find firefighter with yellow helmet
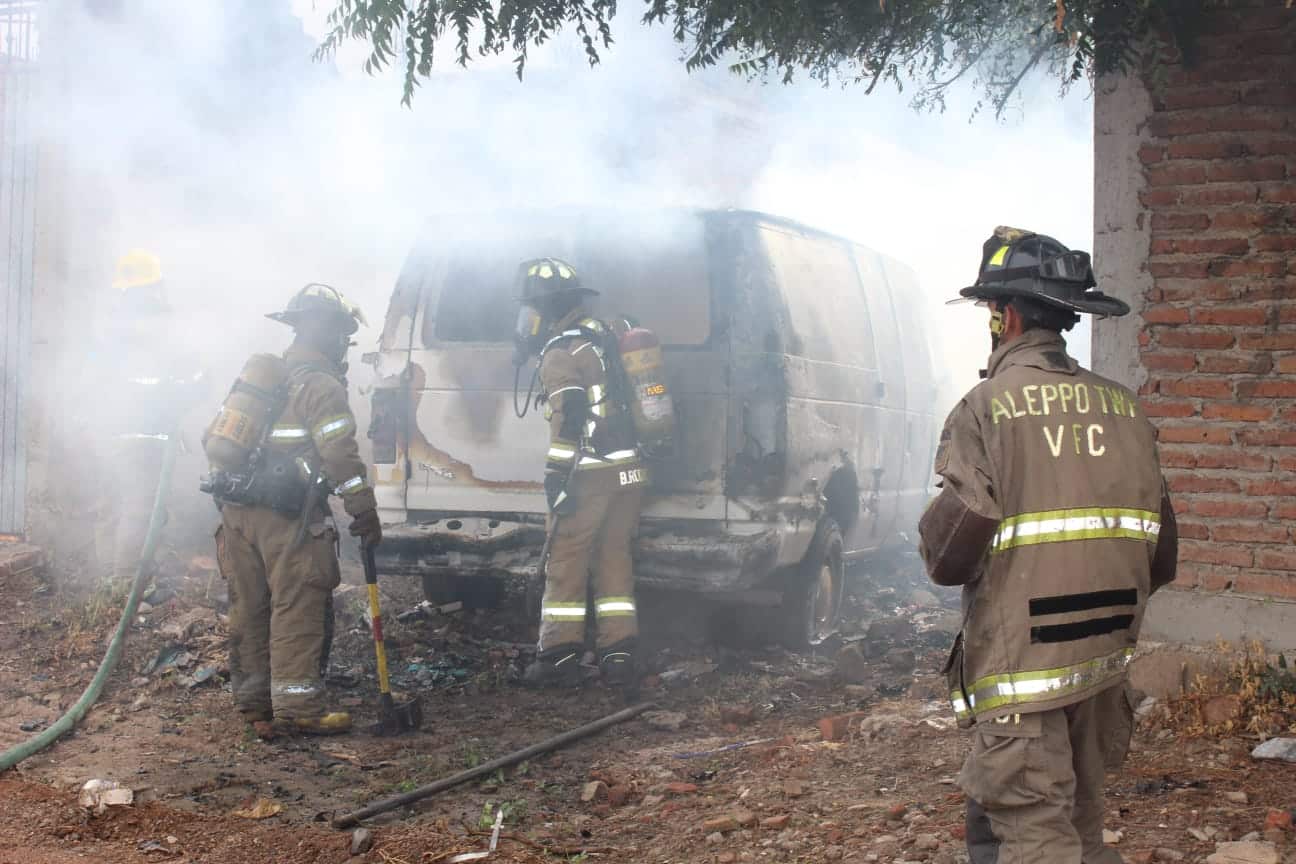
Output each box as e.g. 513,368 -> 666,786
91,250 -> 204,590
919,228 -> 1179,863
512,258 -> 650,691
203,283 -> 381,738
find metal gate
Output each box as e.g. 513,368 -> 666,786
0,2 -> 38,537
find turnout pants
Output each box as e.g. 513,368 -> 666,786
959,683 -> 1135,864
216,504 -> 340,720
538,484 -> 645,654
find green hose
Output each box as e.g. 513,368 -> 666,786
0,431 -> 181,772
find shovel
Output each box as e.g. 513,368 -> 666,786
363,545 -> 423,736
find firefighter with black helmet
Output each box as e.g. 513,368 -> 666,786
919,228 -> 1179,863
512,258 -> 648,691
206,283 -> 382,739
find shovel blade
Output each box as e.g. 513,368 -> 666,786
370,695 -> 423,736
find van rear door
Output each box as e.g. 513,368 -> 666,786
401,209 -> 726,521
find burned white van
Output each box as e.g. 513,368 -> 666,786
367,208 -> 939,646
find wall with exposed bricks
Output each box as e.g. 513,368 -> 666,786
1094,1 -> 1296,650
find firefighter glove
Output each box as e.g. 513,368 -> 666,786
349,508 -> 383,548
544,470 -> 576,515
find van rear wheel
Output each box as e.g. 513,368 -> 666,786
779,518 -> 845,650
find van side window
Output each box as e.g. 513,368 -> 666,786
428,261 -> 516,343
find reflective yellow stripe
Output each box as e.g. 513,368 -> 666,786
335,476 -> 366,495
541,603 -> 586,620
989,244 -> 1010,267
992,507 -> 1160,553
313,414 -> 355,444
952,646 -> 1134,719
547,446 -> 577,462
270,425 -> 310,441
596,596 -> 636,618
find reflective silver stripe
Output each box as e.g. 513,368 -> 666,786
951,695 -> 970,719
313,415 -> 354,443
549,385 -> 585,399
542,606 -> 586,619
992,508 -> 1160,553
578,450 -> 639,466
127,376 -> 161,386
571,341 -> 595,356
547,446 -> 576,461
270,426 -> 310,441
272,680 -> 322,697
955,646 -> 1134,718
588,384 -> 605,403
117,433 -> 169,441
603,449 -> 637,460
596,601 -> 635,613
335,476 -> 366,495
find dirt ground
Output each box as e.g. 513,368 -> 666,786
1,546 -> 1294,864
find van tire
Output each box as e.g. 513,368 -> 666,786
780,518 -> 845,650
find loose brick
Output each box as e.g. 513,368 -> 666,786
1193,307 -> 1269,326
1260,183 -> 1296,203
1143,351 -> 1197,372
1191,498 -> 1269,519
1236,378 -> 1296,397
1279,455 -> 1296,473
1281,306 -> 1296,324
818,711 -> 869,742
1212,523 -> 1290,544
1202,403 -> 1273,422
1178,541 -> 1253,568
1198,567 -> 1241,593
1207,257 -> 1288,278
1142,305 -> 1192,324
1275,501 -> 1296,520
1199,353 -> 1274,374
1157,329 -> 1236,350
1193,448 -> 1271,471
1207,160 -> 1287,183
1166,138 -> 1248,161
1158,448 -> 1198,468
1160,378 -> 1234,399
1160,86 -> 1240,111
1140,188 -> 1182,208
1181,185 -> 1259,207
1150,110 -> 1286,137
1239,332 -> 1296,351
1236,569 -> 1296,597
1152,212 -> 1210,232
1245,478 -> 1296,497
1167,237 -> 1252,255
1247,137 -> 1296,157
1166,473 -> 1241,494
1147,162 -> 1211,187
1176,521 -> 1211,541
1157,279 -> 1243,302
1158,424 -> 1234,444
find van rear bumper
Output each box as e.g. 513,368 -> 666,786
374,516 -> 789,593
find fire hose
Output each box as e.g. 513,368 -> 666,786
0,430 -> 180,773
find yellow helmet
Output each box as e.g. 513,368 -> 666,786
112,249 -> 163,290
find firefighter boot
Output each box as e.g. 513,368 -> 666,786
523,644 -> 583,689
275,712 -> 353,736
243,709 -> 277,741
598,639 -> 638,692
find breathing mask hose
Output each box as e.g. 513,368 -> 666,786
513,360 -> 541,420
0,429 -> 180,773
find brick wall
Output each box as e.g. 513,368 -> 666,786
1122,2 -> 1296,605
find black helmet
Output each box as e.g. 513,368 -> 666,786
266,283 -> 367,335
958,227 -> 1129,318
515,257 -> 597,306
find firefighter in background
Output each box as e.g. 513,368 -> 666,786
919,227 -> 1179,864
91,250 -> 205,590
206,284 -> 382,738
513,258 -> 648,689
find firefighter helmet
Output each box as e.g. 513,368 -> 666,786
112,249 -> 168,313
266,283 -> 367,335
958,226 -> 1129,318
515,257 -> 597,306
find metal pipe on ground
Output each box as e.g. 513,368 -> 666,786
331,701 -> 655,829
0,431 -> 180,773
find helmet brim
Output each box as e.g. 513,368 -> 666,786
266,310 -> 360,335
957,284 -> 1130,318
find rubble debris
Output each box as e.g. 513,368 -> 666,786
18,720 -> 43,733
1263,809 -> 1291,832
835,645 -> 871,684
703,815 -> 738,833
1224,791 -> 1250,804
658,660 -> 716,687
78,779 -> 134,814
1205,840 -> 1279,864
230,796 -> 283,819
643,710 -> 687,732
671,738 -> 776,760
907,589 -> 940,608
350,827 -> 374,855
664,783 -> 698,795
719,704 -> 755,726
1251,738 -> 1296,763
580,781 -> 607,803
1104,828 -> 1123,844
760,815 -> 790,829
1202,695 -> 1242,727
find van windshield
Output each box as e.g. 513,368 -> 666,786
424,211 -> 712,347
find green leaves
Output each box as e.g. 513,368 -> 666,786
316,0 -> 1217,116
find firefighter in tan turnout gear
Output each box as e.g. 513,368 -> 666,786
203,284 -> 382,738
512,258 -> 648,690
919,228 -> 1179,864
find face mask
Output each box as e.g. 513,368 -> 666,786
989,306 -> 1005,352
513,305 -> 547,365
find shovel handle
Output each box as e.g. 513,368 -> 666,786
363,546 -> 393,698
